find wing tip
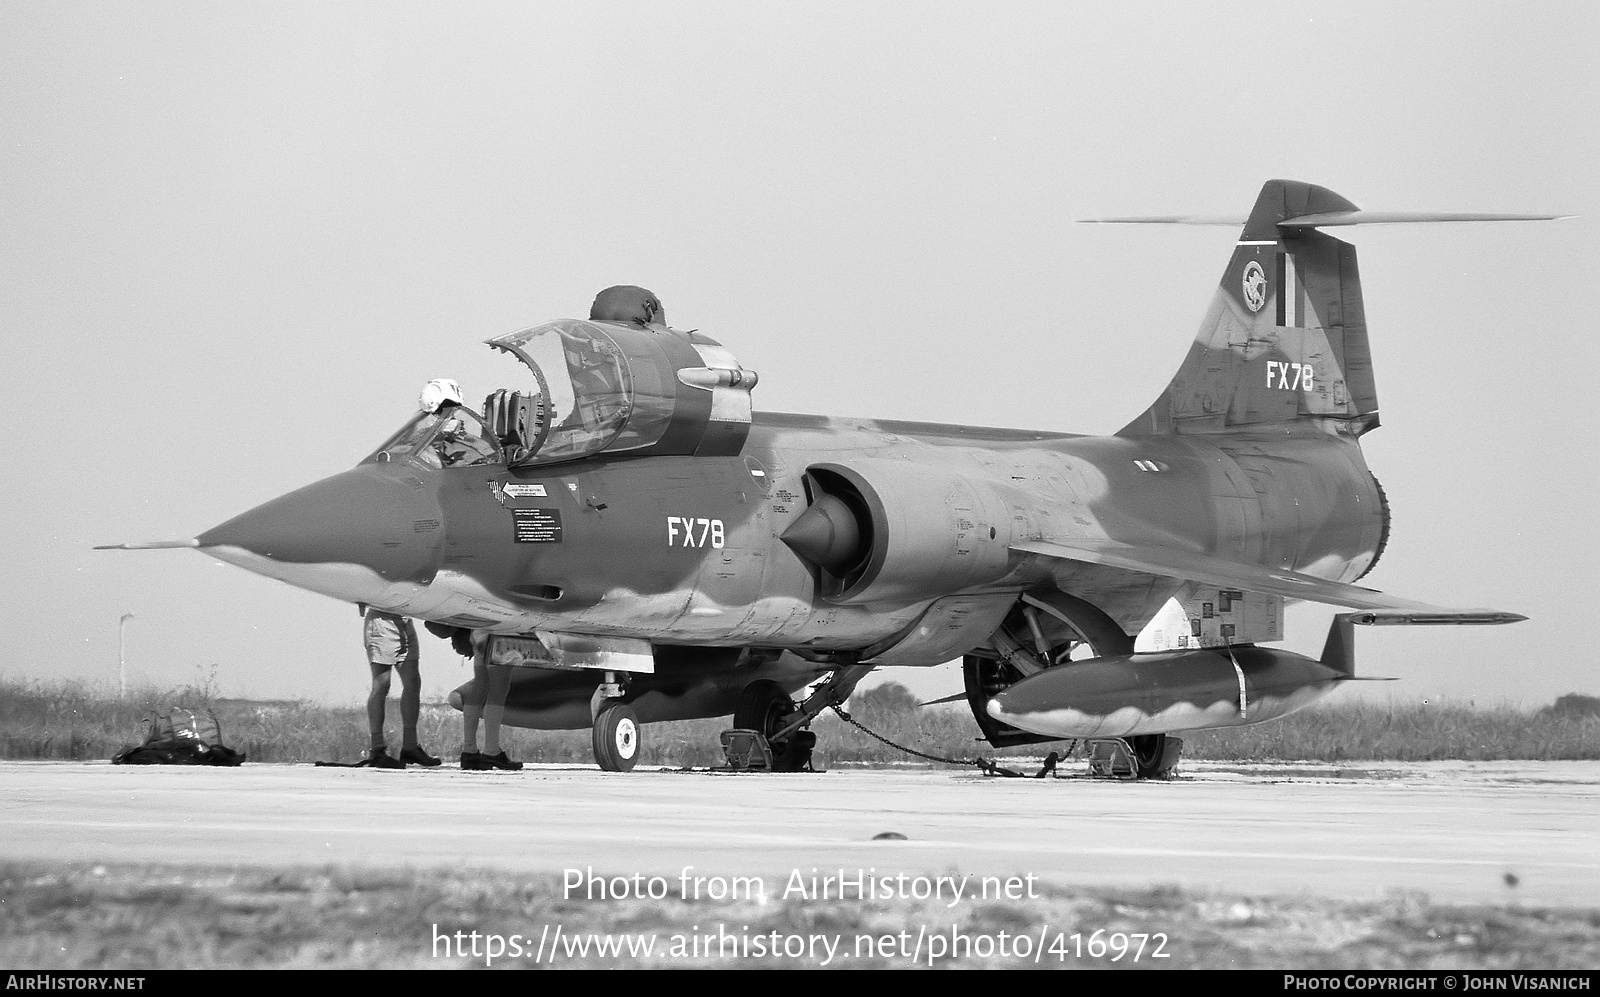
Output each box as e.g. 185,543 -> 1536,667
1348,609 -> 1527,626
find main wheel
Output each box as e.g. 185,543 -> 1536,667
1129,734 -> 1180,779
966,592 -> 1134,748
592,703 -> 640,772
996,591 -> 1134,668
733,679 -> 813,772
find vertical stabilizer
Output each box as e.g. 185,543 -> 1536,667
1119,180 -> 1378,437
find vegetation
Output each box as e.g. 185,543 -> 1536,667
1179,698 -> 1600,763
2,675 -> 1595,765
826,684 -> 1600,766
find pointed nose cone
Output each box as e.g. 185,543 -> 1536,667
198,466 -> 444,599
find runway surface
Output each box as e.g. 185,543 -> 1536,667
5,760 -> 1598,908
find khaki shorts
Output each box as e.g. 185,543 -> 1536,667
364,612 -> 417,666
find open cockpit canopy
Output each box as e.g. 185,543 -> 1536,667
365,317 -> 757,470
483,318 -> 756,466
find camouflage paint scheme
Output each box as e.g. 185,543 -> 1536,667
153,180 -> 1527,750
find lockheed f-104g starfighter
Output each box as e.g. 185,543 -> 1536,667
104,180 -> 1560,777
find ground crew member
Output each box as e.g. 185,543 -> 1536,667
360,604 -> 440,768
460,629 -> 522,771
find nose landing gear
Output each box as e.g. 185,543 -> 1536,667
589,672 -> 639,772
592,702 -> 640,772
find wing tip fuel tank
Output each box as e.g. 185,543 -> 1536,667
987,644 -> 1346,739
987,612 -> 1415,739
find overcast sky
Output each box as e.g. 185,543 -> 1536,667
3,2 -> 1595,708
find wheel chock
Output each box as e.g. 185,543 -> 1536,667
719,729 -> 774,771
1086,739 -> 1139,780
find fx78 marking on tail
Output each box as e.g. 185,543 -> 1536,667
667,517 -> 725,549
1266,360 -> 1314,391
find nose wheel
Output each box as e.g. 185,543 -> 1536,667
592,702 -> 640,772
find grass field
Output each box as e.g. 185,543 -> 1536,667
5,862 -> 1597,969
5,678 -> 1598,970
3,681 -> 1600,972
2,675 -> 1596,767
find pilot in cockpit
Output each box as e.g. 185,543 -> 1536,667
418,378 -> 498,467
418,377 -> 464,415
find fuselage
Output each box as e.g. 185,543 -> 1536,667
200,411 -> 1386,666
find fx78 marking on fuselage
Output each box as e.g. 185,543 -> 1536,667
1266,360 -> 1314,391
667,517 -> 725,549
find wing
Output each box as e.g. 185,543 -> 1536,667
1010,538 -> 1525,626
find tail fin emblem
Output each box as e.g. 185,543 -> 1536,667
1241,261 -> 1267,312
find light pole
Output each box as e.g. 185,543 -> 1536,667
118,612 -> 135,699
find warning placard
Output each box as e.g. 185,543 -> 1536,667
513,508 -> 562,543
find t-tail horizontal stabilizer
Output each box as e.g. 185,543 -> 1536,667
1104,181 -> 1571,440
1081,210 -> 1570,227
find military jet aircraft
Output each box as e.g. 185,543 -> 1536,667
104,179 -> 1557,777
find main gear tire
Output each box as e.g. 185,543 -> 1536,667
1129,734 -> 1181,779
592,703 -> 640,772
733,679 -> 813,772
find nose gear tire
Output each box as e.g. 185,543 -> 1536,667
592,703 -> 640,772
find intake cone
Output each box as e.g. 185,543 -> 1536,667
780,494 -> 865,573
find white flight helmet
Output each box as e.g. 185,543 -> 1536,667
418,378 -> 464,413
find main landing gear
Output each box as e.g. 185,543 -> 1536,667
1086,734 -> 1183,780
722,665 -> 874,772
730,679 -> 816,772
965,591 -> 1135,750
966,591 -> 1183,780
